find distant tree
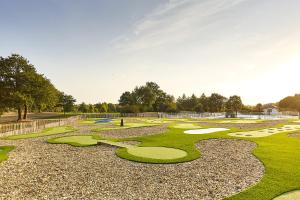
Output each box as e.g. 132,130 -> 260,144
208,93 -> 227,113
59,93 -> 76,114
279,94 -> 300,118
99,103 -> 108,113
108,103 -> 117,113
119,91 -> 134,106
78,102 -> 89,113
225,95 -> 243,117
255,103 -> 263,113
199,93 -> 209,112
195,103 -> 204,113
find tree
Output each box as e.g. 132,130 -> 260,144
108,103 -> 116,113
279,94 -> 300,118
208,93 -> 227,113
59,93 -> 76,114
225,95 -> 243,117
0,54 -> 38,120
78,102 -> 89,113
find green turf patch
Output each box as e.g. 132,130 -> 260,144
218,119 -> 263,124
172,123 -> 202,129
229,125 -> 300,138
98,140 -> 132,148
126,146 -> 187,160
0,146 -> 14,162
92,122 -> 158,131
2,126 -> 77,140
273,190 -> 300,200
48,135 -> 101,147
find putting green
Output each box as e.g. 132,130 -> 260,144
98,140 -> 132,148
172,123 -> 202,129
273,190 -> 300,200
126,147 -> 187,160
229,125 -> 300,138
48,135 -> 99,146
219,119 -> 262,124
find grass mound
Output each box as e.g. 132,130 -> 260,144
126,147 -> 187,160
172,123 -> 202,129
2,126 -> 77,140
48,135 -> 101,147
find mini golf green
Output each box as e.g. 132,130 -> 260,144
219,119 -> 263,124
172,123 -> 202,129
229,125 -> 300,138
273,190 -> 300,200
48,135 -> 100,146
126,147 -> 187,160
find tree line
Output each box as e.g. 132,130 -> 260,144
2,54 -> 299,119
118,82 -> 244,115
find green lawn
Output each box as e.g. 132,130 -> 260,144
0,146 -> 14,162
48,135 -> 102,147
2,126 -> 77,140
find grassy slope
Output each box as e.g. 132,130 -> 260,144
2,126 -> 77,140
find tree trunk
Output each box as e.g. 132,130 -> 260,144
298,111 -> 300,119
17,107 -> 22,121
23,104 -> 28,120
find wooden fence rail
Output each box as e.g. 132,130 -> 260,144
0,115 -> 83,136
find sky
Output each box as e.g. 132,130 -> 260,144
1,0 -> 300,105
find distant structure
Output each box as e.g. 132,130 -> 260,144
263,105 -> 279,115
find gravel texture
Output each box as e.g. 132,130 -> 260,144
95,124 -> 169,138
0,130 -> 264,200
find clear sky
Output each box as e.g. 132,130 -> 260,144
1,0 -> 300,105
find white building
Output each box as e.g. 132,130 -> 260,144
263,106 -> 279,115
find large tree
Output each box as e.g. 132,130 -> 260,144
208,93 -> 227,113
225,95 -> 243,117
279,94 -> 300,118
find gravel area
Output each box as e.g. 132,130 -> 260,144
0,136 -> 264,200
96,124 -> 168,138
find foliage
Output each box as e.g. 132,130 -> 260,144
0,54 -> 66,120
118,82 -> 176,113
279,94 -> 300,117
225,95 -> 243,116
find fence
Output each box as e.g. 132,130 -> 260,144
0,115 -> 82,137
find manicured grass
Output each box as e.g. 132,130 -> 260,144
0,146 -> 14,162
2,126 -> 77,140
229,125 -> 300,138
219,119 -> 264,124
171,123 -> 202,129
273,190 -> 300,200
127,146 -> 187,160
48,135 -> 102,147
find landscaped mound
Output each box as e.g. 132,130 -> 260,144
172,123 -> 202,129
184,128 -> 229,134
0,146 -> 14,163
218,119 -> 263,124
48,135 -> 100,146
229,125 -> 300,138
273,190 -> 300,200
126,147 -> 187,160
